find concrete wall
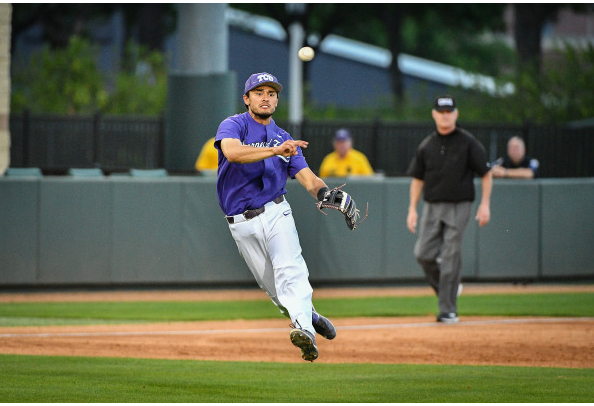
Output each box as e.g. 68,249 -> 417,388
1,176 -> 593,287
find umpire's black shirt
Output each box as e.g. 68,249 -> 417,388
407,127 -> 490,203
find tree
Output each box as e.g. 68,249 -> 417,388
378,4 -> 406,99
104,43 -> 168,115
11,3 -> 176,54
119,4 -> 177,53
514,4 -> 591,75
232,3 -> 366,99
514,4 -> 562,75
232,4 -> 507,101
11,36 -> 107,114
11,36 -> 170,116
11,4 -> 113,51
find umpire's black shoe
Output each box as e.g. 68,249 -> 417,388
312,311 -> 337,340
437,312 -> 459,323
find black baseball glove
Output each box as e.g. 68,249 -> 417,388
316,184 -> 368,230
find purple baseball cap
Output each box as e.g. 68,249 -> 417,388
334,128 -> 351,141
244,72 -> 283,95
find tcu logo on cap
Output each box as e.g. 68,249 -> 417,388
245,72 -> 282,94
257,73 -> 275,83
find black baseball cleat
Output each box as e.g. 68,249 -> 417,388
437,312 -> 459,323
312,311 -> 337,340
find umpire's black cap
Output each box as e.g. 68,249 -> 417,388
434,95 -> 456,112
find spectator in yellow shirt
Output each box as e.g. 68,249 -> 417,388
195,137 -> 218,176
318,129 -> 374,178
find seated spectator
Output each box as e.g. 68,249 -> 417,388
491,136 -> 540,179
195,137 -> 218,176
319,128 -> 374,178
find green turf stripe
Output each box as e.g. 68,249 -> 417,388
0,354 -> 592,402
0,292 -> 592,326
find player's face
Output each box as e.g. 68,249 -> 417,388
432,109 -> 458,134
244,86 -> 279,120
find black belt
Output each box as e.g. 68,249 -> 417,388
226,195 -> 285,224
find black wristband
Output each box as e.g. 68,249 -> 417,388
317,187 -> 329,201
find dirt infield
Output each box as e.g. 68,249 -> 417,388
1,284 -> 593,368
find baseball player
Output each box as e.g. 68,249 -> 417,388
214,72 -> 361,362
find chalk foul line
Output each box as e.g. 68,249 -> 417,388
1,317 -> 593,339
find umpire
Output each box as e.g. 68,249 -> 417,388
406,95 -> 492,323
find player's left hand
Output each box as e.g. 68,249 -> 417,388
317,185 -> 368,230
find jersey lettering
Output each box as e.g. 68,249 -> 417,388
241,139 -> 290,162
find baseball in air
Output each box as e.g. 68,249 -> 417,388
298,46 -> 315,62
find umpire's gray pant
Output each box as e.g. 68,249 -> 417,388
413,201 -> 472,314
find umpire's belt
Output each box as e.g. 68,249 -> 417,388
226,195 -> 285,224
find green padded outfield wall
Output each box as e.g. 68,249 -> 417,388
541,178 -> 594,277
38,178 -> 112,284
0,178 -> 39,283
1,177 -> 593,287
478,181 -> 540,279
110,178 -> 183,283
180,178 -> 254,284
290,179 -> 387,282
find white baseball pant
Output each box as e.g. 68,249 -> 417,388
227,198 -> 315,336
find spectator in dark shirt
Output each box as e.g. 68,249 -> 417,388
406,95 -> 493,324
491,136 -> 540,179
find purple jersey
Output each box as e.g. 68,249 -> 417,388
215,112 -> 308,216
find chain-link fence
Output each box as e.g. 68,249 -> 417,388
9,112 -> 165,174
281,120 -> 593,177
8,113 -> 594,177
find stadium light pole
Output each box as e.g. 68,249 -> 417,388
0,4 -> 10,175
287,4 -> 306,127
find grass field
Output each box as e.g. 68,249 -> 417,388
1,292 -> 593,326
1,290 -> 593,402
1,354 -> 592,403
